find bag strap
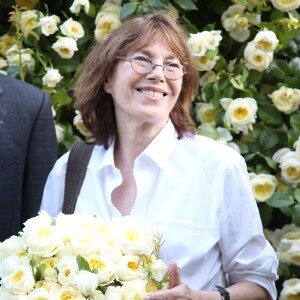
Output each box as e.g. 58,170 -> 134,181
62,141 -> 95,214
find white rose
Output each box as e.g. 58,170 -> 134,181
57,256 -> 79,285
280,278 -> 300,300
6,46 -> 35,70
105,286 -> 122,300
111,216 -> 155,255
39,15 -> 60,36
74,270 -> 98,296
0,33 -> 18,56
253,28 -> 279,52
0,285 -> 20,300
278,151 -> 300,183
116,254 -> 146,281
244,42 -> 273,72
52,37 -> 78,59
19,10 -> 40,37
271,0 -> 300,12
195,102 -> 218,125
60,18 -> 85,40
249,173 -> 278,202
73,110 -> 93,138
91,290 -> 105,300
22,213 -> 64,257
0,235 -> 26,263
268,86 -> 300,114
42,68 -> 63,88
87,255 -> 116,284
70,0 -> 90,14
94,12 -> 121,42
148,258 -> 167,282
194,54 -> 219,71
272,147 -> 291,163
270,224 -> 300,266
188,31 -> 222,57
221,97 -> 258,134
221,4 -> 260,42
1,265 -> 35,294
27,287 -> 51,300
40,257 -> 59,281
121,280 -> 146,300
35,280 -> 61,294
54,285 -> 86,300
100,2 -> 121,15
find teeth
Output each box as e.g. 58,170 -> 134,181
139,90 -> 164,97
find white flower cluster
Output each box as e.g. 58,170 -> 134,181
0,212 -> 169,300
187,30 -> 222,71
273,137 -> 300,184
244,28 -> 279,72
94,0 -> 122,42
221,4 -> 261,42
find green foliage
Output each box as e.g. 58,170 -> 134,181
1,0 -> 300,296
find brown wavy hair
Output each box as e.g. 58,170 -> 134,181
73,13 -> 199,149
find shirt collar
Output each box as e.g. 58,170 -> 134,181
90,120 -> 178,171
141,120 -> 178,169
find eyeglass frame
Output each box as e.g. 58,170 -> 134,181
119,56 -> 186,81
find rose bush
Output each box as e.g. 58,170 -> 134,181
1,0 -> 300,297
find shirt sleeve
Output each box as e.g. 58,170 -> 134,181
219,156 -> 279,300
40,151 -> 70,218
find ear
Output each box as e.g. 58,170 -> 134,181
104,77 -> 112,94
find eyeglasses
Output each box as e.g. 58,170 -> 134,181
120,56 -> 185,80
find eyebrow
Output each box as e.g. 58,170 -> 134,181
136,49 -> 178,61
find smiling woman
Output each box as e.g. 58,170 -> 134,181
40,13 -> 278,300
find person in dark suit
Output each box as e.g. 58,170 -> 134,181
0,73 -> 57,242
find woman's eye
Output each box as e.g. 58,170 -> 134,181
134,56 -> 150,62
168,63 -> 180,69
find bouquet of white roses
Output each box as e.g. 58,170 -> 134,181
0,211 -> 169,299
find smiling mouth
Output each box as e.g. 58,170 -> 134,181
136,89 -> 167,97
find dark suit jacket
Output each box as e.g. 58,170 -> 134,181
0,74 -> 58,241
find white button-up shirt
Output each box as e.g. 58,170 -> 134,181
41,120 -> 278,298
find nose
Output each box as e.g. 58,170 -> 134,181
146,63 -> 165,81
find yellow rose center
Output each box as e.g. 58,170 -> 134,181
126,229 -> 140,241
254,183 -> 273,198
198,56 -> 208,64
257,41 -> 272,51
45,259 -> 55,268
38,227 -> 51,238
254,54 -> 263,63
233,107 -> 249,120
90,259 -> 106,270
128,261 -> 138,271
61,291 -> 78,300
286,166 -> 300,180
12,271 -> 24,283
64,269 -> 71,277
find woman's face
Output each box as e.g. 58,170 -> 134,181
104,37 -> 183,129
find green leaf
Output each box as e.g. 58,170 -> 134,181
35,264 -> 46,281
247,70 -> 263,85
261,155 -> 277,170
121,2 -> 138,19
289,57 -> 300,77
258,106 -> 282,126
292,204 -> 300,227
295,189 -> 300,203
266,191 -> 294,208
290,114 -> 300,133
52,89 -> 73,107
268,61 -> 286,79
76,255 -> 92,272
173,0 -> 198,11
197,123 -> 219,140
259,130 -> 279,150
258,203 -> 273,227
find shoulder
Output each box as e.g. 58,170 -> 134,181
0,74 -> 50,102
176,134 -> 245,170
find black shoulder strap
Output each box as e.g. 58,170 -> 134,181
62,141 -> 95,214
